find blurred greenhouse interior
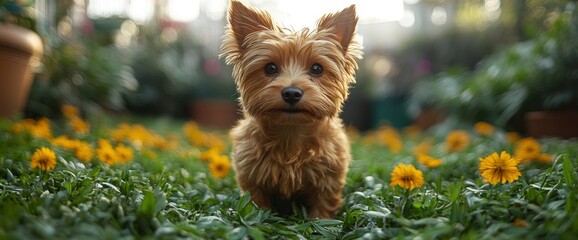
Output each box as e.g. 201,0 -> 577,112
1,0 -> 577,136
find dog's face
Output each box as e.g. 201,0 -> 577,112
221,1 -> 362,125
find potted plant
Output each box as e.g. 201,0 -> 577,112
125,25 -> 239,128
408,3 -> 578,137
188,58 -> 240,129
0,0 -> 43,118
524,5 -> 578,138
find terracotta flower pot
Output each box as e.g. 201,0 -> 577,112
0,24 -> 43,118
414,108 -> 446,131
525,110 -> 578,139
190,99 -> 240,129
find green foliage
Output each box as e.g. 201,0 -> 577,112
1,117 -> 578,239
125,26 -> 235,117
0,0 -> 36,31
26,42 -> 129,118
409,3 -> 578,130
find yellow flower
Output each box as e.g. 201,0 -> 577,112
479,151 -> 521,184
12,118 -> 53,139
184,121 -> 204,146
70,117 -> 90,135
200,147 -> 221,162
536,154 -> 553,163
474,121 -> 495,136
413,139 -> 433,156
110,123 -> 171,150
184,121 -> 227,151
378,126 -> 403,153
98,139 -> 113,149
514,137 -> 552,164
205,134 -> 226,152
416,153 -> 442,168
506,132 -> 520,144
97,140 -> 117,166
51,135 -> 76,149
32,118 -> 53,139
209,155 -> 232,178
110,123 -> 132,143
74,142 -> 94,163
115,144 -> 134,164
52,136 -> 94,162
445,130 -> 470,153
390,163 -> 424,190
514,137 -> 542,163
61,104 -> 79,118
31,147 -> 57,171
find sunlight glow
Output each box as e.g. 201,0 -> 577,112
399,10 -> 415,28
87,0 -> 153,23
431,6 -> 447,25
248,0 -> 405,29
168,0 -> 200,22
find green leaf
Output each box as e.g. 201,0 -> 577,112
139,190 -> 156,217
313,219 -> 342,226
562,155 -> 576,187
247,226 -> 265,240
237,192 -> 254,217
138,190 -> 166,217
365,210 -> 388,219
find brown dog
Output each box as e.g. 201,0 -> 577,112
220,0 -> 362,219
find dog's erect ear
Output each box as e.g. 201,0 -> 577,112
316,5 -> 358,52
227,0 -> 274,48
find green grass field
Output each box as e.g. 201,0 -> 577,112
1,112 -> 577,239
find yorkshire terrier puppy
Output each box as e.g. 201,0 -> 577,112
220,0 -> 362,219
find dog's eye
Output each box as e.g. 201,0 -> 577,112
309,63 -> 323,76
264,63 -> 278,75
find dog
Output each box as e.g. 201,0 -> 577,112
220,0 -> 362,219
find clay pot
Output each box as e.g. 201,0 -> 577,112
414,108 -> 446,131
0,24 -> 43,118
525,110 -> 578,139
190,99 -> 240,129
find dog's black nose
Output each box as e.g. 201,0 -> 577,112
281,87 -> 303,104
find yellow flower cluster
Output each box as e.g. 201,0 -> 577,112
183,121 -> 226,151
61,104 -> 90,135
96,139 -> 134,166
110,123 -> 177,150
195,147 -> 232,178
186,121 -> 232,178
52,135 -> 94,163
416,153 -> 442,168
412,139 -> 443,169
11,118 -> 53,139
14,105 -> 231,179
385,121 -> 553,189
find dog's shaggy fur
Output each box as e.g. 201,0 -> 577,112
220,0 -> 362,218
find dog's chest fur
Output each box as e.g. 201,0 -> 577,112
231,117 -> 348,198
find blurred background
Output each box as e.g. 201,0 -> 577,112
1,0 -> 577,135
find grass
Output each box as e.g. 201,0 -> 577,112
1,113 -> 577,239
